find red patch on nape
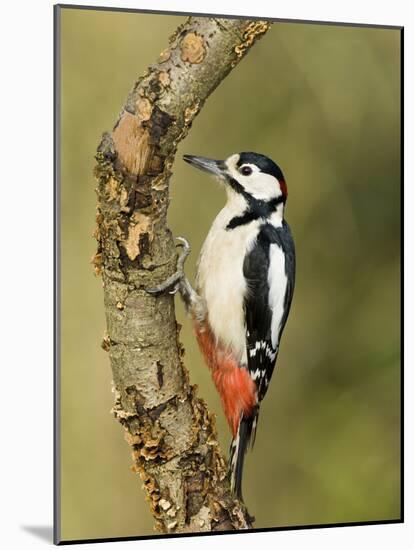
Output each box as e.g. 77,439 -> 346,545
279,179 -> 288,201
193,320 -> 256,437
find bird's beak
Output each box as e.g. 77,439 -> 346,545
183,155 -> 226,178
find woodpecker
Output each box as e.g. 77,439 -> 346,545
148,152 -> 295,501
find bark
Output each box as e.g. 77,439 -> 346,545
93,16 -> 271,534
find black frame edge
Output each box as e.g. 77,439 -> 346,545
55,3 -> 403,30
54,3 -> 62,546
57,519 -> 403,546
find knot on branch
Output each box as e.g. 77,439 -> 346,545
180,32 -> 206,64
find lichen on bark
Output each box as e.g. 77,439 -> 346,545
93,16 -> 271,534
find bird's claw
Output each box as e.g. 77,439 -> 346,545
146,237 -> 191,296
146,272 -> 181,295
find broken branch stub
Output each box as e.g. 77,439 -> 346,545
93,16 -> 271,533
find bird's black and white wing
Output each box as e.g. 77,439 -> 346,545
243,221 -> 295,403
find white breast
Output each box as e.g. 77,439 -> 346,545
196,202 -> 261,365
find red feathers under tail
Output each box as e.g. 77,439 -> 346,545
194,321 -> 256,437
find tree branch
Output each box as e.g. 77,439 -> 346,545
93,16 -> 271,534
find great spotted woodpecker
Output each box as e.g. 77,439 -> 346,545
148,152 -> 295,501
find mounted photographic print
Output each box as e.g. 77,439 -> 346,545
54,4 -> 403,544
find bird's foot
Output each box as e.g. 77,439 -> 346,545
146,237 -> 191,295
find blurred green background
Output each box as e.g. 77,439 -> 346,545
59,7 -> 401,542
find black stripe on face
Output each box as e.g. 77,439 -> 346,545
226,176 -> 251,200
226,194 -> 284,230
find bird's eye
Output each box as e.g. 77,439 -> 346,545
240,165 -> 252,176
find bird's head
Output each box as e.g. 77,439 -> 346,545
183,152 -> 287,204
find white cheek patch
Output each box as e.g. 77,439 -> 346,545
225,155 -> 281,201
242,173 -> 282,200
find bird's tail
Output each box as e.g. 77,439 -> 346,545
229,410 -> 259,501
